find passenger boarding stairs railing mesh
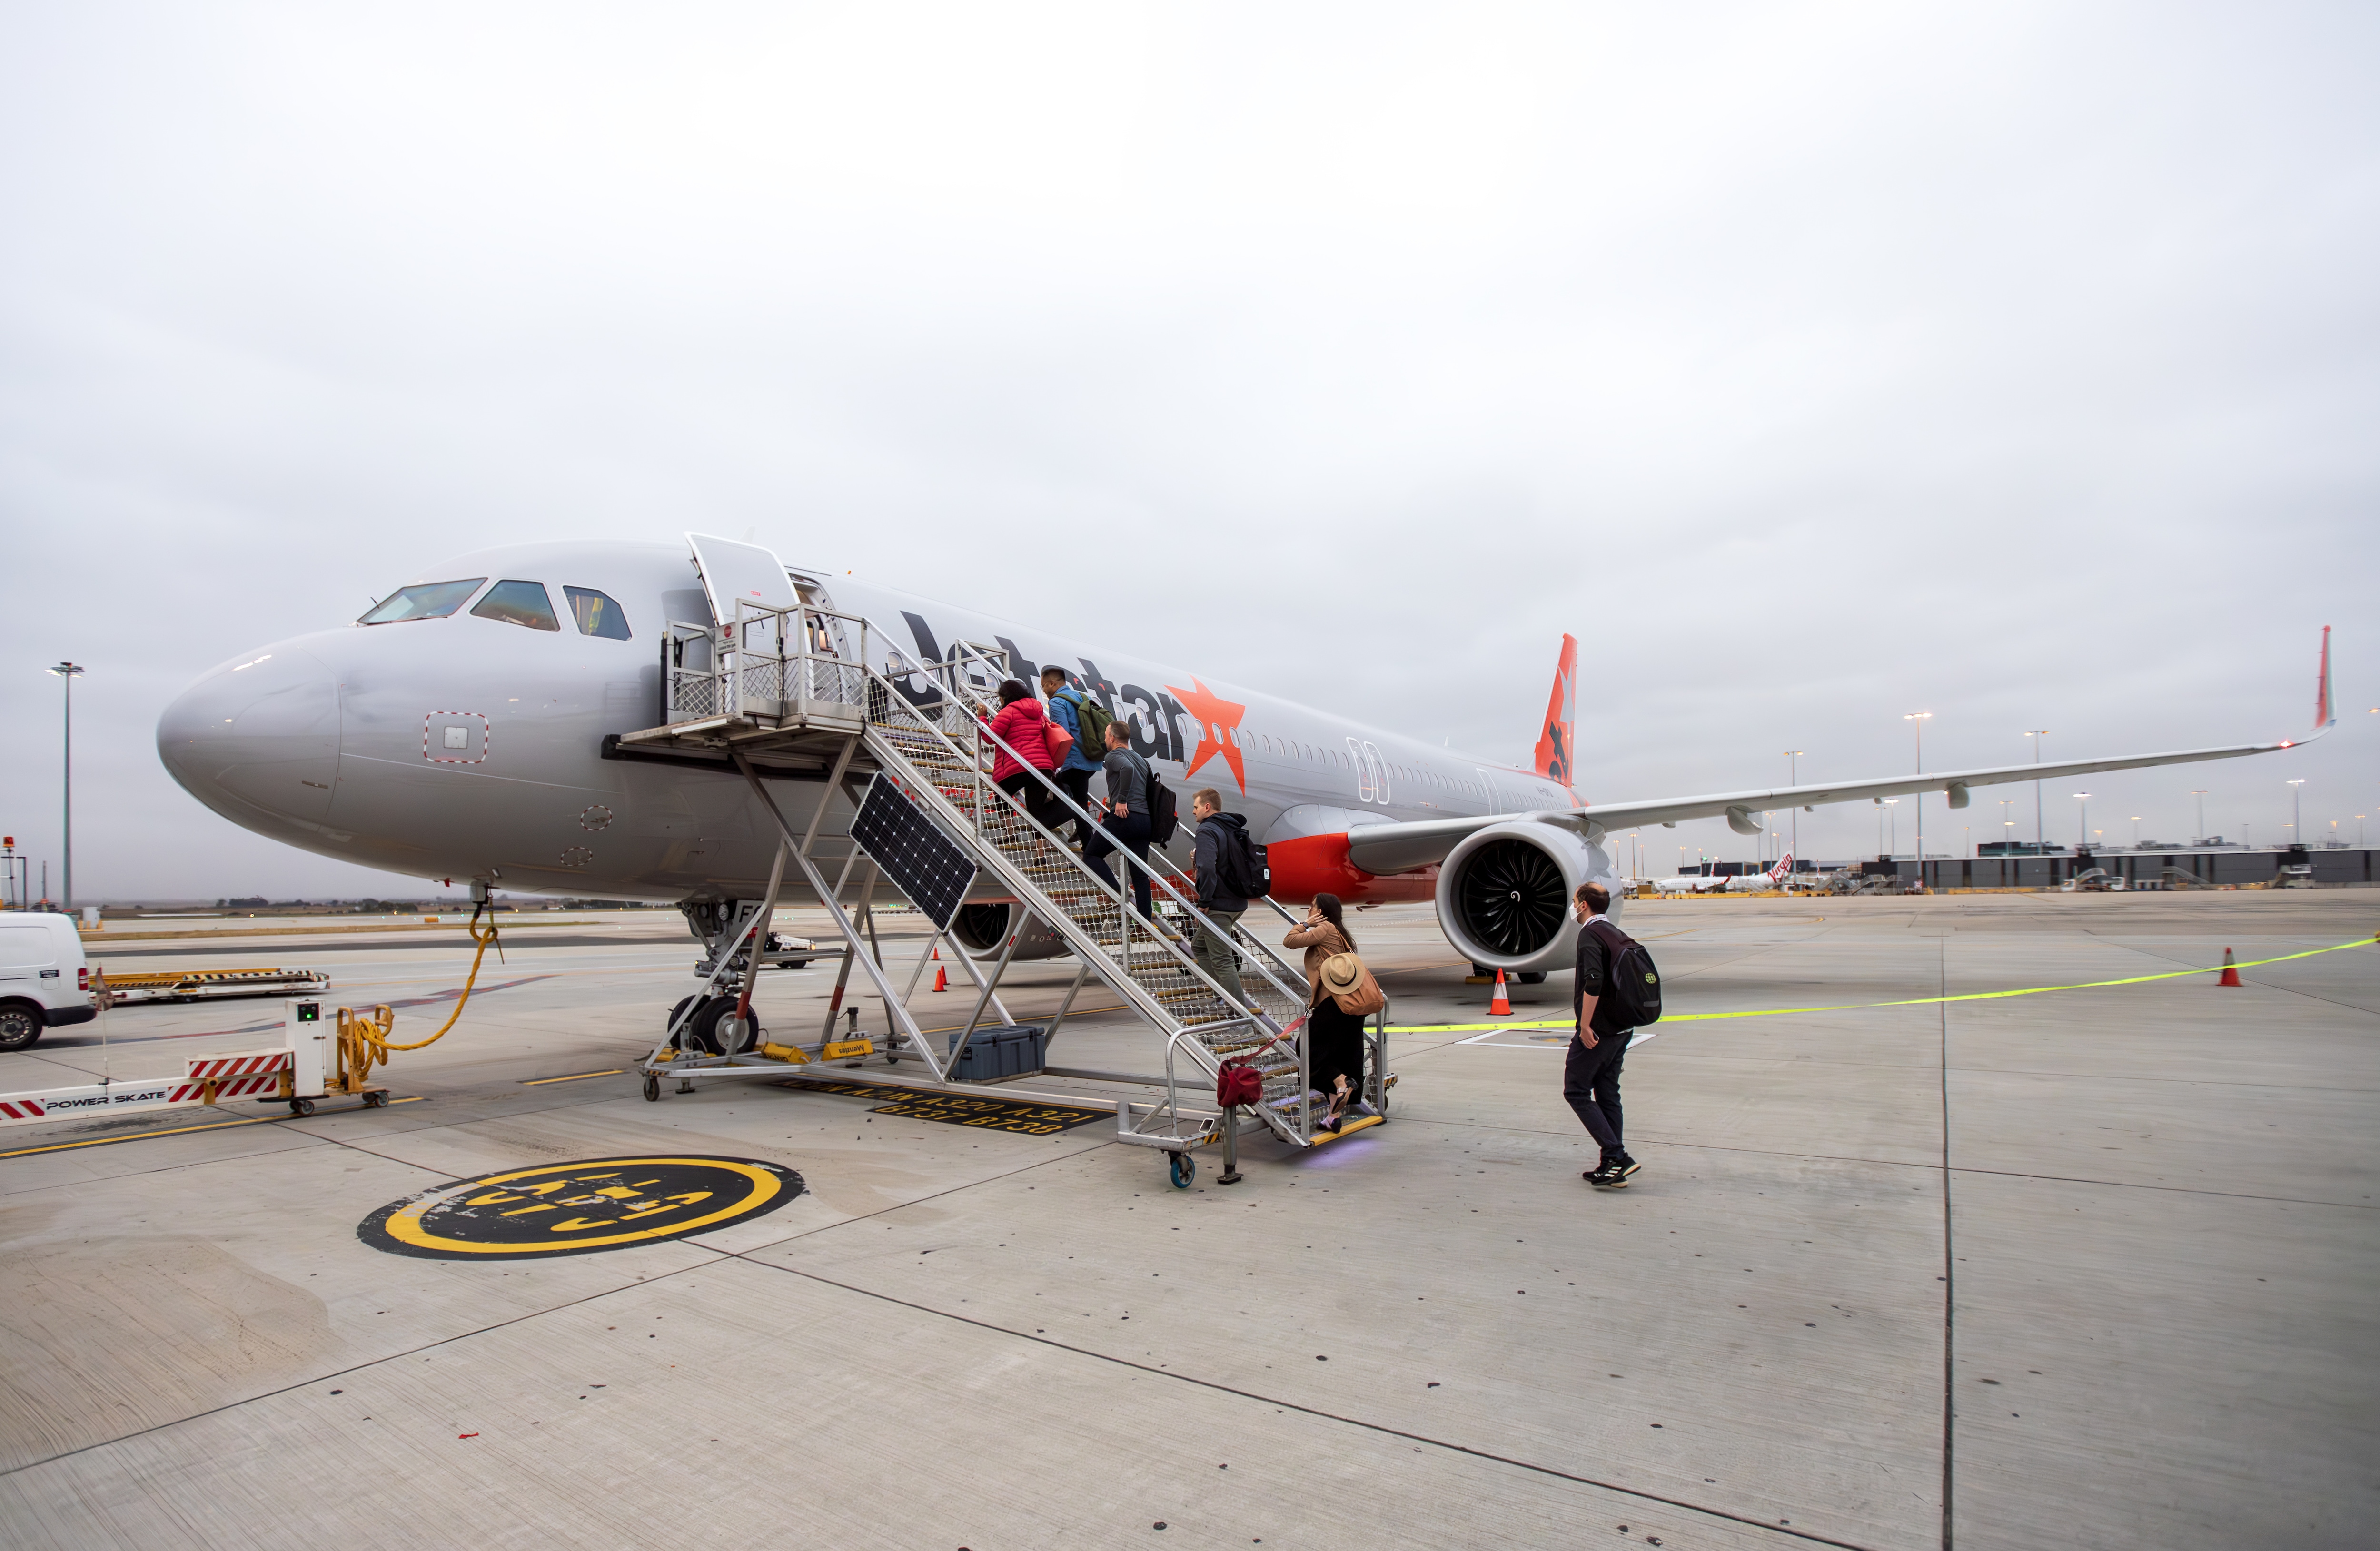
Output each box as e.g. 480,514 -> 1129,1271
653,599 -> 1331,1147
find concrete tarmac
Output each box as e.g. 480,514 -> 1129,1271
1,893 -> 2373,1549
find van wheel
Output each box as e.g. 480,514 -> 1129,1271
0,1004 -> 41,1052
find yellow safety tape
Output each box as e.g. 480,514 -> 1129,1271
1388,934 -> 2379,1035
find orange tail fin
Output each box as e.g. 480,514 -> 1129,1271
1533,633 -> 1578,784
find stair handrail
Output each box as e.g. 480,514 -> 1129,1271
856,667 -> 1313,1143
875,659 -> 1311,1028
914,642 -> 1313,994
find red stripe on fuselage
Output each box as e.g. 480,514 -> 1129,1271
1264,832 -> 1437,905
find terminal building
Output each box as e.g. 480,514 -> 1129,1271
1907,844 -> 2377,891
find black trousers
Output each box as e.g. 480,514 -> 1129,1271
1308,996 -> 1367,1098
1052,767 -> 1094,837
995,771 -> 1062,830
1563,1029 -> 1630,1158
1083,810 -> 1153,917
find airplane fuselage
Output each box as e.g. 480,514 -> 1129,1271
159,540 -> 1586,909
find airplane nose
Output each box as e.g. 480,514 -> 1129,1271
158,645 -> 342,831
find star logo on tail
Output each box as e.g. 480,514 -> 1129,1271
1165,677 -> 1248,792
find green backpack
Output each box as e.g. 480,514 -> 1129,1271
1057,688 -> 1112,754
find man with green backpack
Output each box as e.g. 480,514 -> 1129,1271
1040,666 -> 1110,842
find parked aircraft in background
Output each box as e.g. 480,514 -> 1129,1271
1727,854 -> 1795,893
157,540 -> 2333,978
1652,866 -> 1735,896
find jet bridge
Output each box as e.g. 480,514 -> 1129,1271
611,536 -> 1391,1186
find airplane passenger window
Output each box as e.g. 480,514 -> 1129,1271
357,578 -> 486,625
471,580 -> 561,632
563,586 -> 632,640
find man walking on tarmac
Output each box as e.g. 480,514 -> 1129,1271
1568,880 -> 1642,1188
1189,788 -> 1251,1004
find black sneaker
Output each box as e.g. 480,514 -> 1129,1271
1611,1155 -> 1642,1180
1586,1161 -> 1629,1188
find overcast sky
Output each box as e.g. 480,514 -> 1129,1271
2,2 -> 2374,901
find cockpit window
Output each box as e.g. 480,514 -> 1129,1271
470,580 -> 561,632
563,586 -> 632,640
357,578 -> 486,625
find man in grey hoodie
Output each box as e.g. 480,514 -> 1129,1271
1190,788 -> 1252,1004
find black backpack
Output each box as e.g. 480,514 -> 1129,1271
1143,760 -> 1180,845
1214,819 -> 1268,899
1587,919 -> 1662,1028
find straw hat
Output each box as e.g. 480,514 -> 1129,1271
1318,953 -> 1365,997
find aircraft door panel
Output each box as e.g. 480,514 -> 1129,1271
1345,737 -> 1374,802
687,534 -> 801,645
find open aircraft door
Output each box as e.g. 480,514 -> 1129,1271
688,533 -> 802,649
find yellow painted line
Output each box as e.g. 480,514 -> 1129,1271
520,1069 -> 626,1086
0,1097 -> 427,1158
1393,935 -> 2380,1035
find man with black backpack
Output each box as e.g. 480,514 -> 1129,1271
1569,880 -> 1655,1188
1189,788 -> 1259,1003
1083,720 -> 1156,920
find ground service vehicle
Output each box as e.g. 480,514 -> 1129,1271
0,913 -> 97,1051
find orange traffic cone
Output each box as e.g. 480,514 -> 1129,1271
1488,968 -> 1512,1016
2217,947 -> 2241,988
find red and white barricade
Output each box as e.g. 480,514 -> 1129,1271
0,1048 -> 294,1126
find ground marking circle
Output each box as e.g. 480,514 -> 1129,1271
358,1155 -> 803,1259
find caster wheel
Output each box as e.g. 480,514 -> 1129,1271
642,1075 -> 661,1102
289,1097 -> 315,1117
363,1091 -> 388,1108
1168,1151 -> 1196,1189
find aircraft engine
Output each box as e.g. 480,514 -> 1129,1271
948,902 -> 1072,961
1434,820 -> 1623,976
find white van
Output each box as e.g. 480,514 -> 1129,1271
0,914 -> 97,1051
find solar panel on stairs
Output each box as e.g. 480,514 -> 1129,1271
849,772 -> 978,930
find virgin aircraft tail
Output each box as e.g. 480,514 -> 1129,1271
1534,633 -> 1578,785
2313,624 -> 2333,731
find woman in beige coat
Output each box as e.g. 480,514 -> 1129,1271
1283,892 -> 1365,1127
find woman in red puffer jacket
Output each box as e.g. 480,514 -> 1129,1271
984,679 -> 1062,828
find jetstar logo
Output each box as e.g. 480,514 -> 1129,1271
897,612 -> 1253,793
1166,678 -> 1248,792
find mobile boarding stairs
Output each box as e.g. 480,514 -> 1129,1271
617,600 -> 1391,1185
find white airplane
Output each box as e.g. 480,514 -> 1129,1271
156,538 -> 2335,993
1728,853 -> 1795,893
1647,854 -> 1790,895
1651,865 -> 1734,895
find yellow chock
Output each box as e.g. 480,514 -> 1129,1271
758,1042 -> 810,1064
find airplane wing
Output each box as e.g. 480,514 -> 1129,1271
1347,631 -> 2336,876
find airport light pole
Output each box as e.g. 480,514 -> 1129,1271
47,663 -> 83,912
1905,714 -> 1930,884
1885,798 -> 1899,857
2074,793 -> 2090,850
2288,780 -> 2304,849
2027,730 -> 2049,846
1783,750 -> 1804,859
2131,815 -> 2141,848
2189,790 -> 2207,846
